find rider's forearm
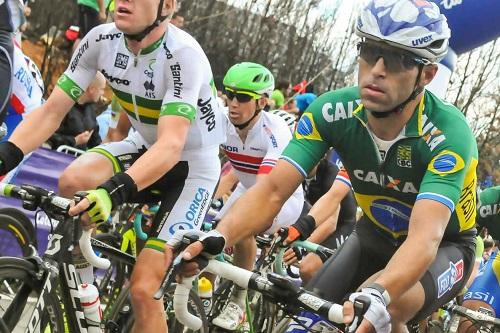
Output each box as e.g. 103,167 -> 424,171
9,105 -> 66,154
125,139 -> 183,191
217,181 -> 285,247
307,211 -> 338,244
309,192 -> 342,227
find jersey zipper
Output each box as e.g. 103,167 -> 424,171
131,49 -> 141,121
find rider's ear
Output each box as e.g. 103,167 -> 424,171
163,0 -> 176,18
420,64 -> 438,87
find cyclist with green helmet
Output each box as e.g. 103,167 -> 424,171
212,62 -> 304,330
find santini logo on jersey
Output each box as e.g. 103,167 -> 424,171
322,99 -> 361,122
170,63 -> 183,98
70,40 -> 89,72
353,170 -> 418,193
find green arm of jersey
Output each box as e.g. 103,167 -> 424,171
160,102 -> 196,122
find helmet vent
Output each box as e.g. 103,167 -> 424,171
253,74 -> 263,83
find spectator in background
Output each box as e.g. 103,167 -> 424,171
270,80 -> 291,109
73,0 -> 108,52
46,72 -> 105,150
295,83 -> 317,117
171,13 -> 184,28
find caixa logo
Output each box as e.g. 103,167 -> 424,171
437,259 -> 464,298
185,187 -> 209,226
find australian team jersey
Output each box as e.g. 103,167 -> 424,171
56,23 -> 225,157
282,86 -> 478,242
477,186 -> 500,239
222,111 -> 302,199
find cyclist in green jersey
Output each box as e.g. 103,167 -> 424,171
167,1 -> 479,332
0,0 -> 226,332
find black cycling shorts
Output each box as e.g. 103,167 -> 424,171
307,216 -> 476,322
0,30 -> 13,124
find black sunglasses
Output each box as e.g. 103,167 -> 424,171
224,87 -> 261,103
357,42 -> 430,72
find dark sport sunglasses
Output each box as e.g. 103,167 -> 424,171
357,42 -> 431,72
224,87 -> 261,103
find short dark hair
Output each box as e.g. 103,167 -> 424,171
305,84 -> 314,94
276,81 -> 290,91
172,13 -> 183,20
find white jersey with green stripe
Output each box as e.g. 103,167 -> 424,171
57,23 -> 225,156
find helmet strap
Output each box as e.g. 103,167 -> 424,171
234,108 -> 262,130
369,64 -> 424,119
124,0 -> 169,42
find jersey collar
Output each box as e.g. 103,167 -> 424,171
124,33 -> 165,55
353,91 -> 426,138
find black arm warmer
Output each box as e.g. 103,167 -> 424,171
0,141 -> 24,175
97,172 -> 138,208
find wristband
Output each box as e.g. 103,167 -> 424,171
0,141 -> 24,175
97,172 -> 138,208
292,214 -> 316,240
367,283 -> 391,305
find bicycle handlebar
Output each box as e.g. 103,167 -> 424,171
79,229 -> 111,269
174,255 -> 346,330
444,303 -> 500,327
0,183 -> 111,269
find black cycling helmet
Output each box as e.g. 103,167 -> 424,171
124,0 -> 170,42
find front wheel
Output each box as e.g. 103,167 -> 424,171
0,256 -> 65,332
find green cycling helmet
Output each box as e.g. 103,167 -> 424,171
223,62 -> 275,96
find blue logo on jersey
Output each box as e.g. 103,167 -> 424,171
437,260 -> 464,298
297,116 -> 313,136
169,222 -> 193,235
370,199 -> 411,233
432,154 -> 456,172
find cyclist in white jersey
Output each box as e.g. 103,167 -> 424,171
212,62 -> 304,330
0,0 -> 225,332
0,0 -> 24,124
4,40 -> 44,140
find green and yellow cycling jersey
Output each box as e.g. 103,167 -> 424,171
477,186 -> 500,239
282,86 -> 478,242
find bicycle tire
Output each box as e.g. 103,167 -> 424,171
0,207 -> 37,248
107,284 -> 209,333
0,213 -> 34,257
0,256 -> 65,332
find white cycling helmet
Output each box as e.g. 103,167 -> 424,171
356,0 -> 451,63
268,109 -> 296,134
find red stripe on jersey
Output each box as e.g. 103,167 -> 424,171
258,165 -> 274,175
233,164 -> 258,174
224,150 -> 264,165
10,94 -> 25,115
337,168 -> 350,180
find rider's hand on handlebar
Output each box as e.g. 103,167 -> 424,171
165,229 -> 227,278
343,285 -> 391,333
69,189 -> 112,230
